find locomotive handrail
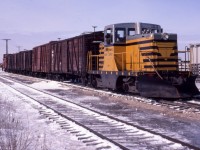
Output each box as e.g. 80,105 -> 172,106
88,54 -> 99,71
89,50 -> 179,74
86,52 -> 90,71
146,56 -> 163,80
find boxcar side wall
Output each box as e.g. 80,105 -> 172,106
51,41 -> 63,73
3,54 -> 8,71
68,36 -> 81,75
61,40 -> 68,73
66,32 -> 104,77
25,50 -> 32,72
41,44 -> 51,73
32,47 -> 42,72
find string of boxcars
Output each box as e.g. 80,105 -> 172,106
3,31 -> 103,80
3,22 -> 200,99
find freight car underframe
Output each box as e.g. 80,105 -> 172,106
6,69 -> 70,81
6,69 -> 199,99
32,72 -> 83,82
7,69 -> 32,76
87,71 -> 199,99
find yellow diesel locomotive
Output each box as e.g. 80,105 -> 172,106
87,22 -> 199,98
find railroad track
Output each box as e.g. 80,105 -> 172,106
5,72 -> 200,114
0,76 -> 199,149
156,99 -> 200,113
63,81 -> 200,114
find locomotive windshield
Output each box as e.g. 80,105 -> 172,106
115,28 -> 126,42
104,22 -> 163,45
128,28 -> 136,36
141,28 -> 161,34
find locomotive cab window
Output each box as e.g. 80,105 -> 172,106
115,28 -> 126,42
141,28 -> 147,34
105,28 -> 113,45
142,28 -> 151,34
128,28 -> 136,36
151,29 -> 159,33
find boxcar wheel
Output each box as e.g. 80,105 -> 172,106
81,77 -> 88,86
91,78 -> 97,88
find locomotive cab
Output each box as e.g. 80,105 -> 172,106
104,23 -> 163,45
102,23 -> 172,72
103,23 -> 140,72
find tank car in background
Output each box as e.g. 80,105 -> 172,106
189,44 -> 200,76
87,22 -> 199,98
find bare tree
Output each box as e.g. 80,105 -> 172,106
0,100 -> 33,150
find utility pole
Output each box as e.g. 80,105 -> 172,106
2,39 -> 11,54
92,26 -> 97,40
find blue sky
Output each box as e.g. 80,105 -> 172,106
0,0 -> 200,62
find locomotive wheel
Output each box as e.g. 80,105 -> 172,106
123,84 -> 129,92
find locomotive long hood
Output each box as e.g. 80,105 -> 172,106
137,74 -> 199,99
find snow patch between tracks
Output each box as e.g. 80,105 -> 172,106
31,80 -> 70,90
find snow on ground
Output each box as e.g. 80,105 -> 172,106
24,79 -> 192,148
25,77 -> 200,146
0,82 -> 95,150
31,80 -> 71,90
1,71 -> 200,148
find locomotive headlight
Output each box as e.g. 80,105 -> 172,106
162,33 -> 169,40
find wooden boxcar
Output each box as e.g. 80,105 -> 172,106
32,42 -> 56,77
62,31 -> 104,80
32,31 -> 103,80
11,50 -> 32,74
